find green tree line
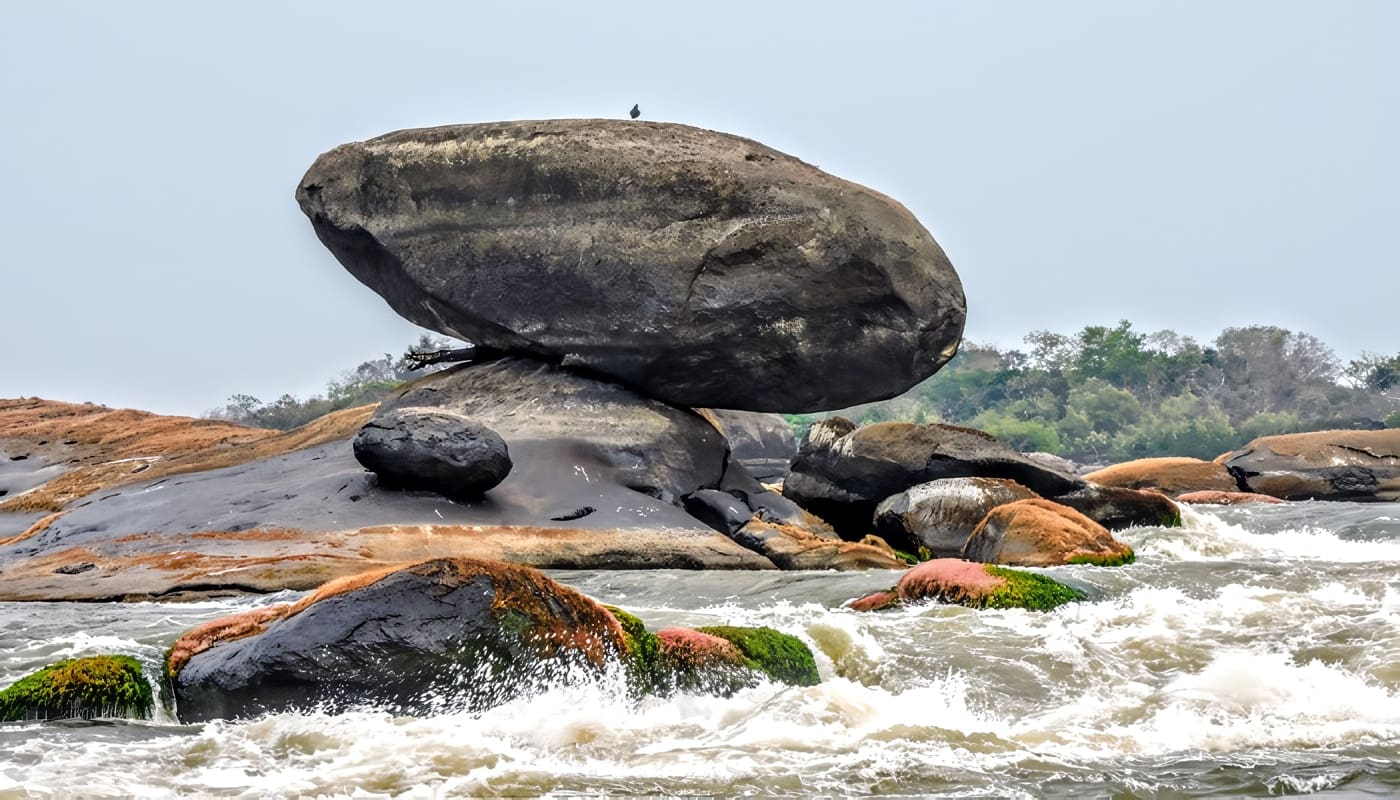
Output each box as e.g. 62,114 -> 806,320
791,322 -> 1400,465
205,334 -> 453,430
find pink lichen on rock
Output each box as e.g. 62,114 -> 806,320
655,627 -> 744,669
897,558 -> 1006,605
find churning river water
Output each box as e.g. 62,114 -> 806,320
1,502 -> 1398,798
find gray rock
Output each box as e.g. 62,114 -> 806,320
704,410 -> 798,482
374,357 -> 726,503
353,408 -> 511,497
681,489 -> 753,535
873,477 -> 1037,556
783,418 -> 1085,538
296,120 -> 965,412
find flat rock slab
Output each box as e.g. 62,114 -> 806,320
0,438 -> 771,601
297,119 -> 965,412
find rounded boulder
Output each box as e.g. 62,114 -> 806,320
353,408 -> 511,497
296,120 -> 966,412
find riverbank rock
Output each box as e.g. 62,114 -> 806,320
873,477 -> 1037,557
701,410 -> 798,482
782,418 -> 1085,538
352,408 -> 511,498
727,518 -> 906,570
961,498 -> 1135,567
1176,490 -> 1285,505
168,558 -> 627,722
0,655 -> 153,721
847,558 -> 1084,612
296,120 -> 965,412
1218,429 -> 1400,502
1083,457 -> 1239,496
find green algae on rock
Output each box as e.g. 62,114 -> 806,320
696,625 -> 820,687
0,655 -> 153,721
847,558 -> 1085,613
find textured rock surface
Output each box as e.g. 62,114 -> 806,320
873,477 -> 1037,557
1083,457 -> 1239,496
727,518 -> 906,570
1219,429 -> 1400,502
1176,490 -> 1285,505
962,498 -> 1134,567
783,418 -> 1085,538
1053,484 -> 1182,531
297,120 -> 965,412
372,358 -> 727,503
353,408 -> 511,497
170,558 -> 626,722
702,409 -> 798,482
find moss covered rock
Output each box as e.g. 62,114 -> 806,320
847,558 -> 1085,613
696,625 -> 820,687
0,655 -> 153,721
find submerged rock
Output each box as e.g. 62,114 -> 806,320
847,558 -> 1084,612
353,408 -> 511,497
297,120 -> 965,412
873,477 -> 1037,557
1219,429 -> 1400,502
961,498 -> 1135,567
0,655 -> 153,721
168,558 -> 626,722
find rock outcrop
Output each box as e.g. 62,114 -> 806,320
847,558 -> 1085,612
296,120 -> 965,412
352,408 -> 511,497
873,477 -> 1037,557
783,418 -> 1086,538
1219,429 -> 1400,502
961,498 -> 1135,567
169,558 -> 627,722
370,358 -> 726,503
1083,457 -> 1239,496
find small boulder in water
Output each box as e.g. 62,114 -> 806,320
962,498 -> 1135,567
0,655 -> 153,721
1175,490 -> 1285,505
873,477 -> 1037,557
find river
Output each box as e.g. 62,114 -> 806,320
1,502 -> 1397,797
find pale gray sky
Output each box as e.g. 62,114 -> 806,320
2,1 -> 1396,415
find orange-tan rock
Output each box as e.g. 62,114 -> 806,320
961,498 -> 1134,567
1083,457 -> 1238,496
1176,490 -> 1285,505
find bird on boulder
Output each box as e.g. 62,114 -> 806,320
629,104 -> 640,119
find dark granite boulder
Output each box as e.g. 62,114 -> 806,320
297,120 -> 965,412
168,558 -> 627,722
783,418 -> 1084,538
702,410 -> 798,482
353,408 -> 511,498
1219,429 -> 1400,502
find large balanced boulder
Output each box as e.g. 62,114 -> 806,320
961,498 -> 1134,567
168,558 -> 627,722
353,408 -> 511,497
370,357 -> 727,503
783,418 -> 1085,538
873,477 -> 1037,557
297,120 -> 966,412
1083,457 -> 1239,497
1219,429 -> 1400,502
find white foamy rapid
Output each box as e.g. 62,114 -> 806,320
1,502 -> 1397,797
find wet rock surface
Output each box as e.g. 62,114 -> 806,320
297,120 -> 965,412
873,477 -> 1037,557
